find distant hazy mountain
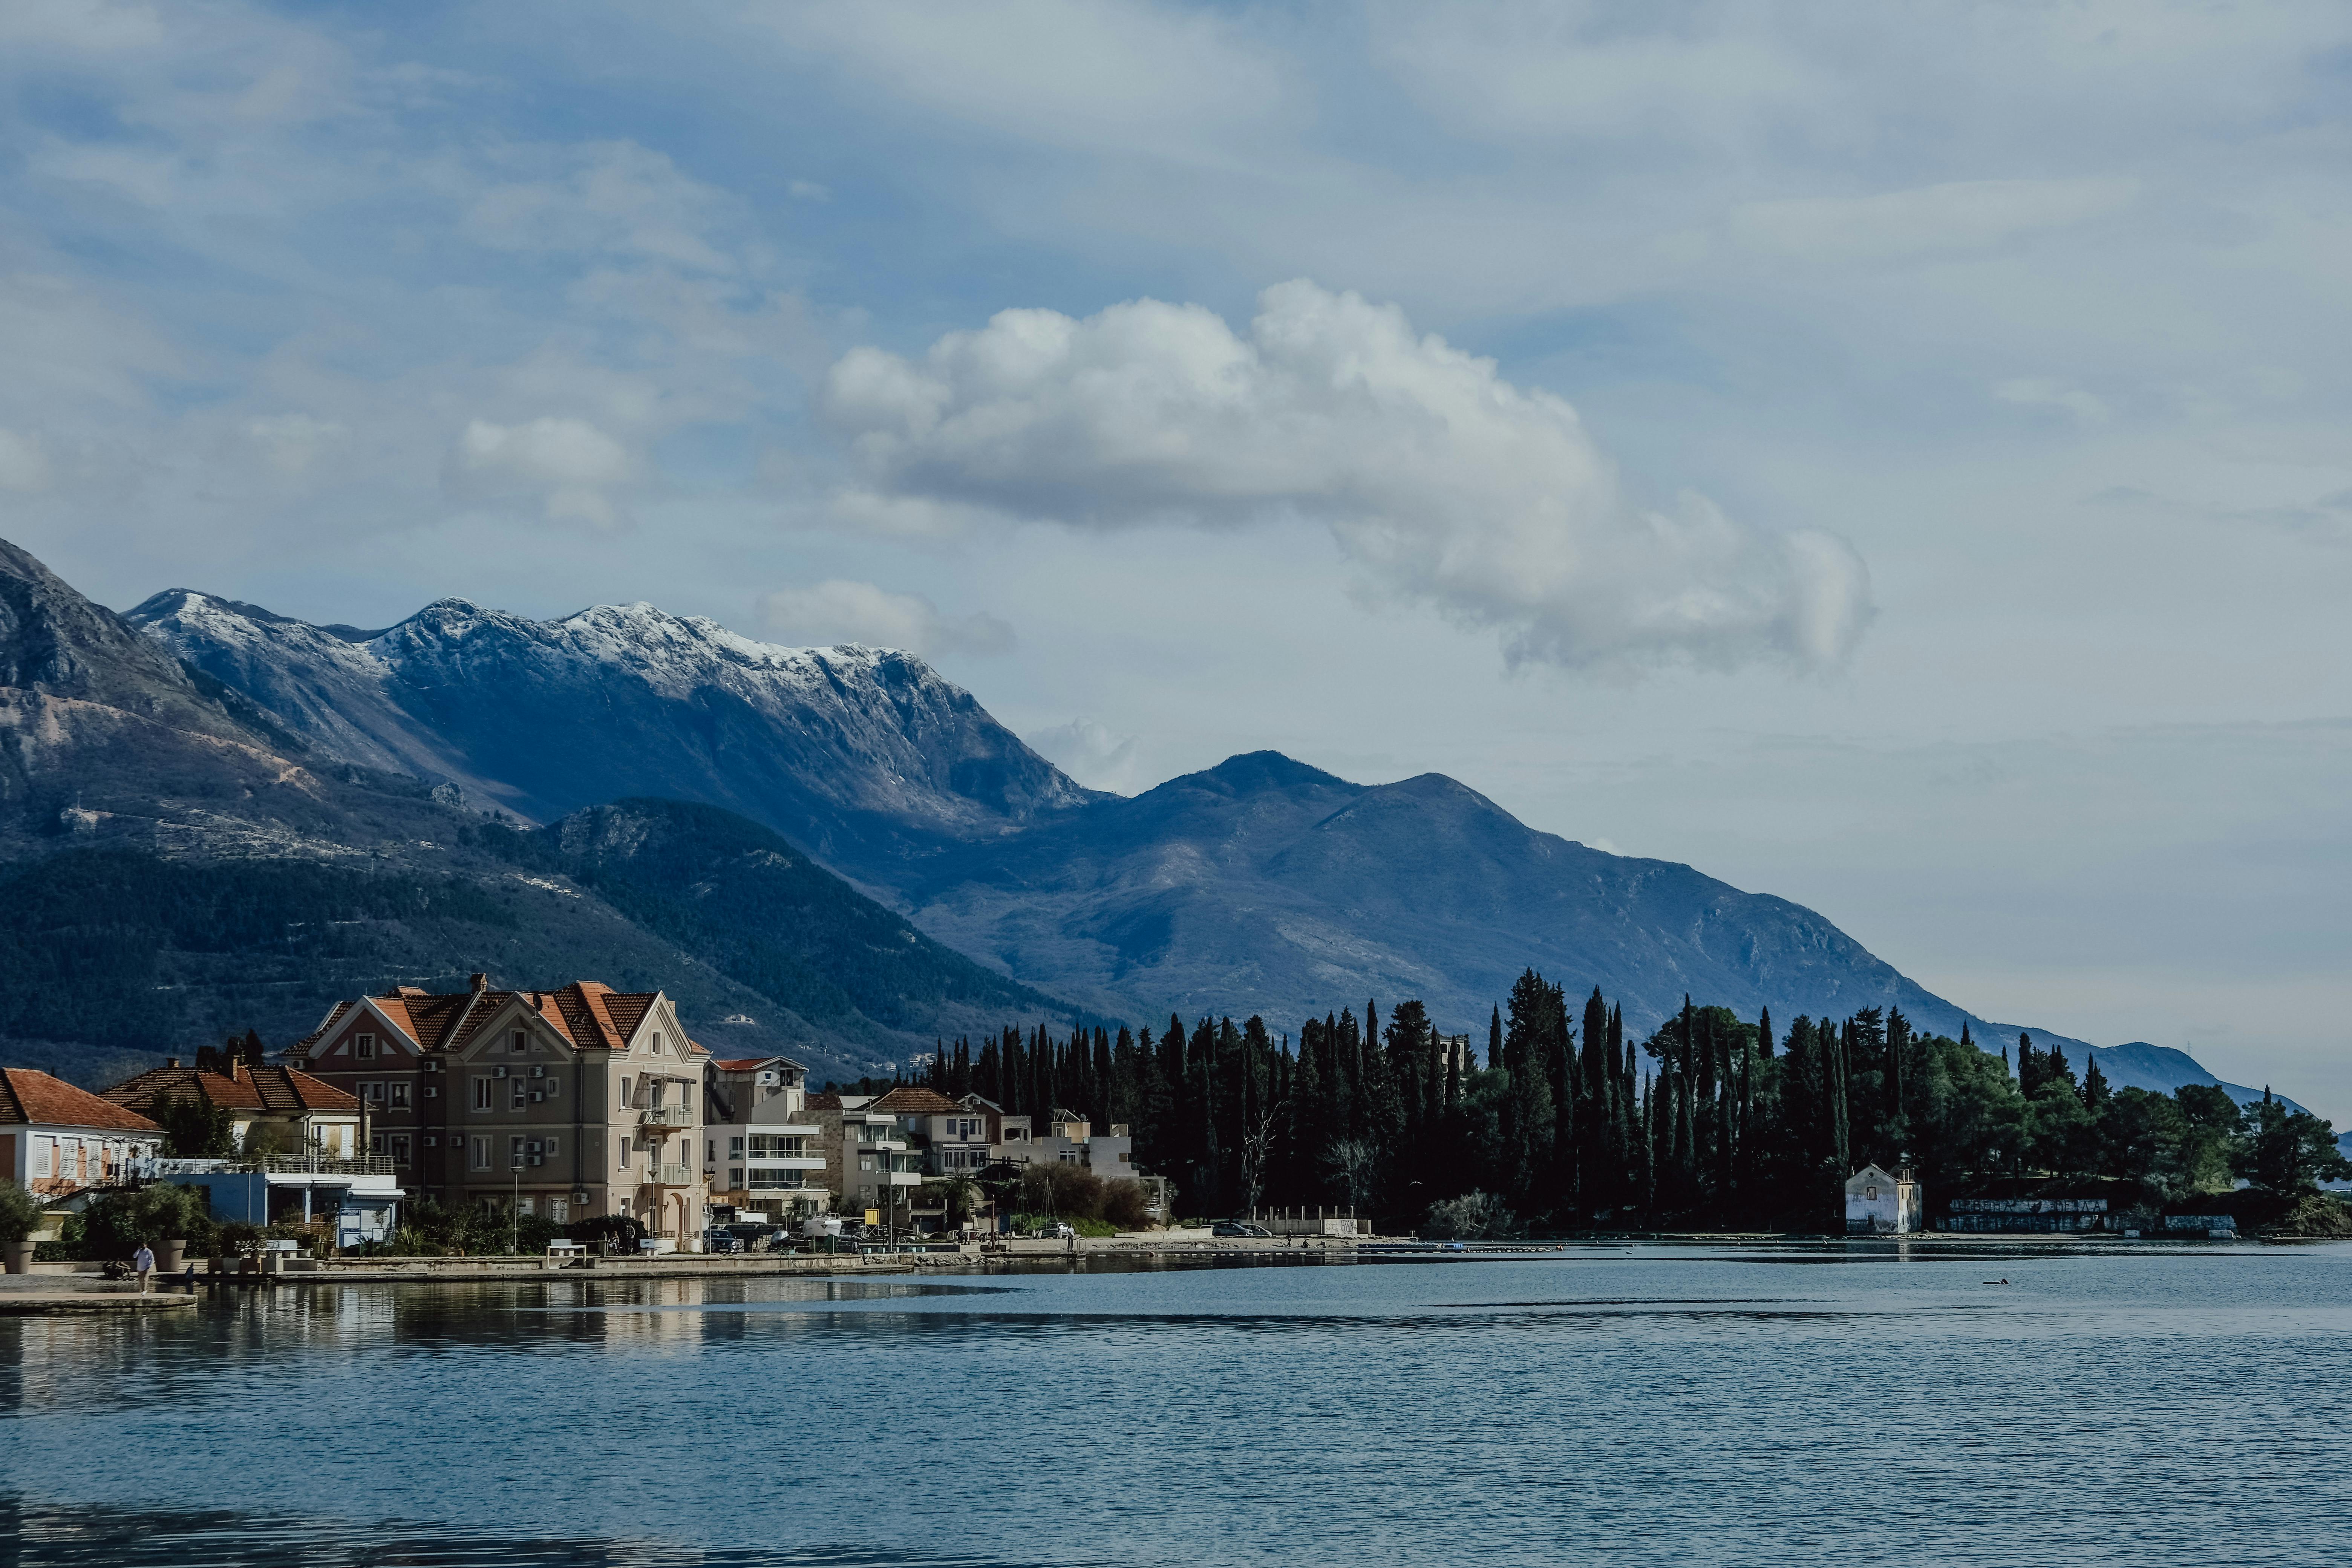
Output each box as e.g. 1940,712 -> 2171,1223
0,540 -> 1084,1086
129,589 -> 1099,882
2097,1042 -> 2303,1114
120,567 -> 2292,1107
905,750 -> 2007,1033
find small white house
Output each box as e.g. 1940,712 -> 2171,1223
1845,1164 -> 1924,1234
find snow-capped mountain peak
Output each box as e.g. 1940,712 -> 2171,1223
127,586 -> 1094,864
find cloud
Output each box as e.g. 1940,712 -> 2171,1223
0,429 -> 52,492
1731,179 -> 2140,265
1024,718 -> 1144,795
243,413 -> 349,476
756,579 -> 1015,658
819,280 -> 1871,673
443,416 -> 635,531
1995,378 -> 2109,421
462,140 -> 742,273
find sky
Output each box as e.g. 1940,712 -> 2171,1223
3,2 -> 2349,1116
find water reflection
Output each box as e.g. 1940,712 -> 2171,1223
0,1496 -> 1079,1568
5,1245 -> 2351,1568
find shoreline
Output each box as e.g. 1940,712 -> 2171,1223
5,1228 -> 2286,1297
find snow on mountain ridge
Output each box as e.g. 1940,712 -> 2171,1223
126,583 -> 1095,855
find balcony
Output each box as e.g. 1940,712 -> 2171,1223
642,1164 -> 695,1186
637,1104 -> 692,1131
134,1156 -> 396,1179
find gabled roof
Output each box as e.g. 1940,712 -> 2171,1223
711,1056 -> 807,1073
101,1064 -> 358,1117
0,1070 -> 161,1133
871,1086 -> 964,1116
806,1092 -> 844,1113
299,980 -> 672,1057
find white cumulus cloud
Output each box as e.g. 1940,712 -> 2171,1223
756,579 -> 1014,658
443,416 -> 634,531
818,280 -> 1871,673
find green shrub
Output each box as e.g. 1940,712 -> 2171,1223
79,1184 -> 218,1259
568,1214 -> 643,1251
0,1179 -> 41,1245
33,1213 -> 84,1261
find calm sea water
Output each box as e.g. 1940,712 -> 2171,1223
5,1242 -> 2349,1567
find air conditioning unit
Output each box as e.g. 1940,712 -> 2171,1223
528,1154 -> 544,1167
529,1090 -> 544,1103
423,1086 -> 439,1099
492,1065 -> 508,1079
529,1065 -> 545,1078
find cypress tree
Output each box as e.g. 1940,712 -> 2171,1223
1487,1005 -> 1501,1073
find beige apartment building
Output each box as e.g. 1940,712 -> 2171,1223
292,975 -> 710,1246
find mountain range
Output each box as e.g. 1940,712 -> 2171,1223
0,536 -> 2294,1109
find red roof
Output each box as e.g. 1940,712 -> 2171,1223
101,1063 -> 358,1117
297,980 -> 670,1057
710,1056 -> 806,1073
0,1069 -> 161,1132
871,1086 -> 964,1115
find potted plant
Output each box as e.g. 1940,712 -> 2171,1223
0,1180 -> 43,1274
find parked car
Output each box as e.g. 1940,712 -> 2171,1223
1211,1220 -> 1274,1238
702,1228 -> 744,1254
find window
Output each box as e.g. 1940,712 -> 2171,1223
651,1032 -> 663,1055
728,1136 -> 744,1158
510,1080 -> 526,1112
727,1167 -> 743,1188
511,1029 -> 528,1054
33,1139 -> 52,1178
369,1132 -> 385,1155
389,1083 -> 410,1109
544,1136 -> 560,1157
355,1033 -> 375,1060
544,1077 -> 559,1099
362,1081 -> 386,1104
858,1155 -> 876,1173
619,1137 -> 631,1166
473,1078 -> 492,1112
516,1194 -> 534,1215
551,1198 -> 569,1223
618,1075 -> 633,1106
389,1135 -> 411,1164
510,1136 -> 525,1169
706,1139 -> 717,1163
471,1136 -> 490,1171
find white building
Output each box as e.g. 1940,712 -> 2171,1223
0,1069 -> 162,1197
703,1055 -> 828,1216
1845,1164 -> 1924,1234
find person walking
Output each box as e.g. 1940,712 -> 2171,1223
132,1240 -> 155,1295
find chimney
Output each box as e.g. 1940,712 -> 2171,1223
469,972 -> 488,993
165,1057 -> 180,1070
232,1059 -> 246,1084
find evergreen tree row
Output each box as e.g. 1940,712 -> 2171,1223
899,974 -> 2347,1230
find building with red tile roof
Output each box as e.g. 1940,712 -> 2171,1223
100,1059 -> 361,1159
0,1069 -> 162,1196
289,974 -> 713,1246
